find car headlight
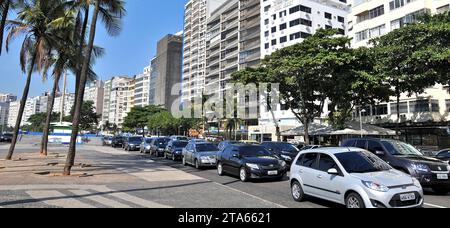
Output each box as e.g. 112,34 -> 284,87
278,160 -> 287,167
146,146 -> 151,149
412,178 -> 422,189
362,181 -> 389,192
280,155 -> 292,161
246,163 -> 260,170
412,163 -> 430,173
158,148 -> 164,151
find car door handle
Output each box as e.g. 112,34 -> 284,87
299,169 -> 304,174
317,175 -> 323,179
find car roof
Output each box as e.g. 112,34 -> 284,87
300,147 -> 366,155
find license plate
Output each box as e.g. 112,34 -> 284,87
437,174 -> 449,180
268,171 -> 278,176
400,193 -> 416,202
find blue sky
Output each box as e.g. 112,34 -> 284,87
0,0 -> 186,97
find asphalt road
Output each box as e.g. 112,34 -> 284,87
128,150 -> 450,209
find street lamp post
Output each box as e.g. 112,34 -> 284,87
359,108 -> 366,138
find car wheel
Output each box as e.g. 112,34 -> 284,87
432,188 -> 450,195
291,181 -> 305,202
182,156 -> 187,166
195,159 -> 200,169
346,193 -> 365,209
217,162 -> 224,176
239,167 -> 248,182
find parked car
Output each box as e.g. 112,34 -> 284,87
189,138 -> 207,144
102,136 -> 113,146
300,145 -> 323,151
165,140 -> 189,161
111,136 -> 125,148
150,137 -> 171,157
182,142 -> 219,169
216,144 -> 288,182
123,136 -> 143,151
342,138 -> 450,195
170,135 -> 189,141
218,140 -> 239,151
260,142 -> 301,166
0,133 -> 13,143
141,138 -> 155,154
436,149 -> 450,162
290,147 -> 424,208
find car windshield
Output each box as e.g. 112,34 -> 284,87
438,151 -> 450,158
196,144 -> 219,152
173,141 -> 188,148
270,143 -> 299,152
382,141 -> 423,156
129,137 -> 142,143
336,151 -> 392,174
175,137 -> 189,141
239,146 -> 272,157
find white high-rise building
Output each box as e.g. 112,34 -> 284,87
133,66 -> 151,107
250,0 -> 350,142
347,0 -> 450,149
0,93 -> 17,103
349,0 -> 450,48
7,101 -> 19,128
182,0 -> 228,104
0,93 -> 16,130
102,76 -> 135,127
84,80 -> 105,117
52,93 -> 75,117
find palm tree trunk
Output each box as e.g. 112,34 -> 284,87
40,72 -> 62,156
73,6 -> 89,112
0,0 -> 10,55
64,0 -> 99,176
6,49 -> 37,160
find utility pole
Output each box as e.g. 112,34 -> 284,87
60,71 -> 68,124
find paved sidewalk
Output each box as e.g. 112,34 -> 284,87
0,144 -> 284,208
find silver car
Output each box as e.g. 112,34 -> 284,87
290,147 -> 424,208
182,142 -> 219,169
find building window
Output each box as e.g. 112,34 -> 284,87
280,23 -> 287,30
410,100 -> 431,113
369,5 -> 385,19
372,105 -> 388,116
391,102 -> 408,114
338,16 -> 345,23
280,36 -> 287,43
324,12 -> 332,20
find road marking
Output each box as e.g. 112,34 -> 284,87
425,203 -> 447,208
116,167 -> 203,182
26,190 -> 95,208
212,182 -> 288,208
69,190 -> 132,208
93,186 -> 171,208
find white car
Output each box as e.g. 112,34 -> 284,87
290,147 -> 424,208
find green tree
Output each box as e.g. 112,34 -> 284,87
370,12 -> 450,135
102,120 -> 118,135
65,0 -> 126,176
27,112 -> 60,132
64,101 -> 100,132
262,29 -> 357,145
123,105 -> 165,136
5,0 -> 68,160
0,0 -> 24,54
148,111 -> 177,136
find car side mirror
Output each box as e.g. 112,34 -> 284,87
375,151 -> 385,156
327,168 -> 339,175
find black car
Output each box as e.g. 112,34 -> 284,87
150,137 -> 171,157
260,142 -> 300,166
342,138 -> 450,195
123,136 -> 143,151
216,144 -> 288,182
436,149 -> 450,162
165,140 -> 189,161
111,136 -> 125,148
0,133 -> 13,143
218,140 -> 239,151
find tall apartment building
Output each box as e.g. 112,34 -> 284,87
249,0 -> 350,142
348,0 -> 450,149
102,76 -> 135,127
84,80 -> 105,117
52,93 -> 75,117
0,93 -> 16,130
239,0 -> 261,69
149,33 -> 183,110
7,101 -> 19,128
0,93 -> 17,103
133,66 -> 151,107
182,0 -> 228,104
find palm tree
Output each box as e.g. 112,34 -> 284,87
64,0 -> 125,175
4,0 -> 68,160
0,0 -> 24,55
